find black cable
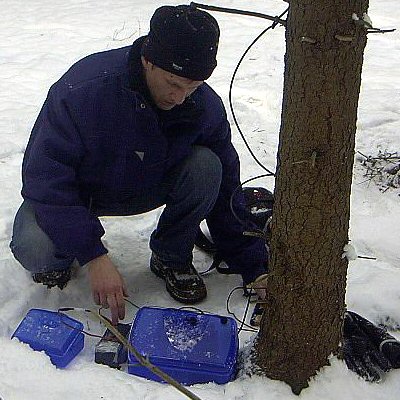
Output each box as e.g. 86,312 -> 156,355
226,287 -> 258,333
124,297 -> 141,310
57,308 -> 104,339
239,328 -> 259,333
226,7 -> 289,228
192,2 -> 288,176
228,7 -> 288,176
57,283 -> 263,345
178,306 -> 205,314
238,288 -> 254,334
190,2 -> 286,26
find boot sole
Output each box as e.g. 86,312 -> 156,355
32,270 -> 72,290
165,280 -> 207,304
150,259 -> 207,304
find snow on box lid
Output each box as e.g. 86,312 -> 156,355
128,307 -> 238,379
11,308 -> 84,367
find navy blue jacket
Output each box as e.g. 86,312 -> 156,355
22,37 -> 267,284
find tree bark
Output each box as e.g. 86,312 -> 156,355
255,0 -> 369,394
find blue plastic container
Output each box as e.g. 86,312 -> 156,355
128,307 -> 238,385
12,308 -> 84,368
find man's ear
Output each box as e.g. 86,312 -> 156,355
141,56 -> 154,71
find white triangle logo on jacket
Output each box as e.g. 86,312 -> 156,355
134,151 -> 145,161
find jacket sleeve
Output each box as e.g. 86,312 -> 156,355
21,85 -> 108,265
202,110 -> 268,285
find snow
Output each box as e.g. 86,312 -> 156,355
342,244 -> 358,261
164,314 -> 208,352
1,0 -> 400,399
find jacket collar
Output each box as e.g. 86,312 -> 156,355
128,36 -> 156,108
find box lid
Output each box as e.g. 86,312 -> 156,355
12,308 -> 83,356
128,307 -> 238,372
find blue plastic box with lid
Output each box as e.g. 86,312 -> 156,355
128,307 -> 238,385
12,308 -> 84,368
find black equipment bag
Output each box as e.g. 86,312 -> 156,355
195,187 -> 273,275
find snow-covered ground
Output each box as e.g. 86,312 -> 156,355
1,1 -> 399,399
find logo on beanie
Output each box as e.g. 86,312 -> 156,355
172,63 -> 183,71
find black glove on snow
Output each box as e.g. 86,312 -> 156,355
343,312 -> 391,381
342,311 -> 400,382
348,311 -> 400,368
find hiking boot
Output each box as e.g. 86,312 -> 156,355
32,268 -> 72,290
150,253 -> 207,304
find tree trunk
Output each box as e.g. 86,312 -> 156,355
255,0 -> 369,394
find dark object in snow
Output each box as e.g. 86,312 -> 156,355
32,267 -> 72,289
195,186 -> 274,274
357,150 -> 400,192
242,186 -> 274,232
377,315 -> 400,331
347,311 -> 400,368
342,311 -> 400,382
95,323 -> 131,369
194,227 -> 218,254
383,162 -> 400,175
150,253 -> 207,303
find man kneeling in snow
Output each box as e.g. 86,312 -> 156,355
10,5 -> 268,324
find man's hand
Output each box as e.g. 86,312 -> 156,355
249,273 -> 268,300
88,254 -> 128,325
248,274 -> 269,328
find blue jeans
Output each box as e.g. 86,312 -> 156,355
10,146 -> 222,273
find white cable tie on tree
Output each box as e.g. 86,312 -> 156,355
352,12 -> 394,33
362,13 -> 373,28
342,244 -> 358,261
352,12 -> 372,28
351,13 -> 373,28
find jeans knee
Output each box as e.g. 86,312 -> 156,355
10,229 -> 56,271
187,146 -> 222,194
10,201 -> 72,273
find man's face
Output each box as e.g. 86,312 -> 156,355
141,57 -> 203,111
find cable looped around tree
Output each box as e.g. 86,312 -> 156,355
190,2 -> 286,26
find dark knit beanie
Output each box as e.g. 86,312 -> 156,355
141,5 -> 220,81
